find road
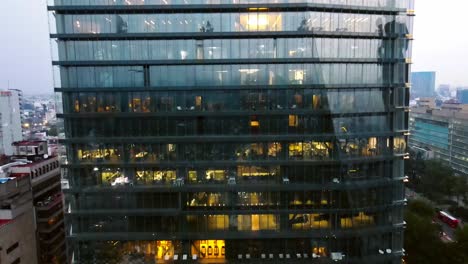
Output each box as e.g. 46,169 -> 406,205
434,219 -> 456,242
405,187 -> 461,242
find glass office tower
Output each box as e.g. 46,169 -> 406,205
49,0 -> 414,263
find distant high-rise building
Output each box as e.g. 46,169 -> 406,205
411,72 -> 436,99
50,0 -> 413,263
456,87 -> 468,104
437,84 -> 451,98
0,90 -> 23,155
0,163 -> 38,264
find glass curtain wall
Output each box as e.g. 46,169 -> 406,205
50,1 -> 413,263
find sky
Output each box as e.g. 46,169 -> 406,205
0,0 -> 467,94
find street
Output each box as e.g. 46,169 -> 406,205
406,187 -> 464,242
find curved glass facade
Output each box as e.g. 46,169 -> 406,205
50,1 -> 412,263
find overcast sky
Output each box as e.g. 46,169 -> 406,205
1,0 -> 467,94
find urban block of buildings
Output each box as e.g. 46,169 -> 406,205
1,140 -> 65,264
49,0 -> 414,263
409,99 -> 468,176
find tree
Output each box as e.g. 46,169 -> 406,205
405,211 -> 447,264
453,177 -> 468,205
407,199 -> 435,218
449,226 -> 468,263
47,125 -> 58,136
405,199 -> 468,264
418,161 -> 455,202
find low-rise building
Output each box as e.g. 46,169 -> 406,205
10,141 -> 66,264
0,164 -> 38,264
409,103 -> 468,176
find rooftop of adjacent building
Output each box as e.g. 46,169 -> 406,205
1,141 -> 59,181
0,89 -> 22,97
411,99 -> 468,121
10,156 -> 57,169
12,140 -> 46,147
0,218 -> 13,229
0,177 -> 16,184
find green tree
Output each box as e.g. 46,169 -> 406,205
419,161 -> 454,201
449,226 -> 468,263
47,125 -> 58,136
405,200 -> 450,264
453,177 -> 468,205
407,199 -> 434,218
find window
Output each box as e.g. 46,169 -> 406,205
289,115 -> 298,127
6,242 -> 19,254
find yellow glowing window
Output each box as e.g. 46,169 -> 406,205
154,170 -> 176,181
268,142 -> 281,157
289,143 -> 303,157
207,215 -> 229,231
312,95 -> 321,109
74,100 -> 80,112
394,137 -> 406,152
101,170 -> 122,185
167,144 -> 176,152
313,247 -> 327,256
239,13 -> 282,31
188,170 -> 197,182
195,96 -> 202,107
192,240 -> 225,259
294,70 -> 304,81
248,7 -> 269,11
250,120 -> 260,127
289,115 -> 298,127
205,170 -> 225,181
237,214 -> 277,231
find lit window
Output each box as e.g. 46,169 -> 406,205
191,240 -> 225,259
238,13 -> 282,31
250,120 -> 260,127
289,115 -> 298,127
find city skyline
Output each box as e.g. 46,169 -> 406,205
1,0 -> 467,94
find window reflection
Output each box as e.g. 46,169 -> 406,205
60,64 -> 390,88
59,38 -> 400,61
55,0 -> 408,9
60,12 -> 401,35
